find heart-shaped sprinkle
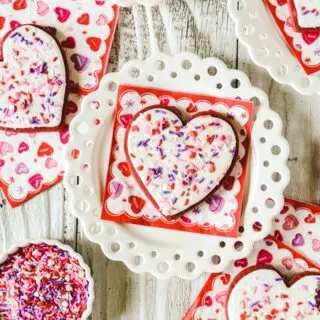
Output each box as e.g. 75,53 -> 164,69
15,162 -> 29,175
86,37 -> 102,52
96,14 -> 108,26
0,16 -> 5,30
125,106 -> 238,217
128,195 -> 145,214
312,239 -> 320,252
0,25 -> 67,129
292,233 -> 305,247
117,162 -> 131,177
65,101 -> 78,115
204,296 -> 213,307
281,256 -> 293,270
273,229 -> 283,242
36,1 -> 49,16
10,20 -> 21,29
28,173 -> 43,189
77,13 -> 90,25
205,194 -> 225,213
62,36 -> 76,49
304,213 -> 316,224
0,141 -> 13,156
215,291 -> 227,306
59,128 -> 70,144
70,54 -> 90,73
282,214 -> 299,230
54,7 -> 70,23
234,258 -> 248,268
302,32 -> 320,45
227,267 -> 320,319
45,157 -> 58,169
220,273 -> 231,285
13,0 -> 27,10
280,205 -> 289,214
256,249 -> 273,264
186,103 -> 198,113
37,142 -> 54,157
18,142 -> 29,153
110,181 -> 124,199
120,114 -> 133,128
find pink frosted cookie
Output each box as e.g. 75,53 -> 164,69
0,242 -> 92,320
288,0 -> 320,32
226,265 -> 320,320
0,25 -> 67,131
125,106 -> 239,218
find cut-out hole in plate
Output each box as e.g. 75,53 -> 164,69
207,66 -> 217,76
134,255 -> 143,266
174,254 -> 181,260
211,255 -> 221,265
186,262 -> 195,272
182,59 -> 192,70
154,60 -> 166,71
130,67 -> 140,78
158,262 -> 169,273
111,242 -> 121,253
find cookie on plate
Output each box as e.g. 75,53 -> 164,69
125,106 -> 239,218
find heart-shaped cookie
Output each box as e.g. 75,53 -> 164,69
0,25 -> 67,130
125,106 -> 238,217
227,266 -> 320,319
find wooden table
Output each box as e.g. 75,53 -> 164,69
1,1 -> 319,319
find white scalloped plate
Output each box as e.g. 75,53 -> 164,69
0,240 -> 94,320
64,52 -> 290,279
228,0 -> 320,95
111,0 -> 162,7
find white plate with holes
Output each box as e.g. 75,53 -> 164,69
111,0 -> 162,6
64,52 -> 290,279
228,0 -> 320,95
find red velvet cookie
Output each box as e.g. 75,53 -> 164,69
0,24 -> 68,132
226,265 -> 320,320
125,106 -> 239,218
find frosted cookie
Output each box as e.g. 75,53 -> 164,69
125,106 -> 238,217
0,242 -> 92,320
0,25 -> 67,130
288,0 -> 320,32
226,265 -> 320,320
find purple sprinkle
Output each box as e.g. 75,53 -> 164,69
275,277 -> 284,282
249,301 -> 260,308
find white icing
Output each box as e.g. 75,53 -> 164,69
0,25 -> 67,129
293,0 -> 320,28
126,107 -> 237,217
228,268 -> 320,320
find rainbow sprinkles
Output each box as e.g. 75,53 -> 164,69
0,25 -> 67,130
0,242 -> 91,320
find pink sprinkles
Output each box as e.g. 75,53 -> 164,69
0,243 -> 89,320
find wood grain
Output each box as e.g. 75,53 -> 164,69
1,1 -> 319,319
